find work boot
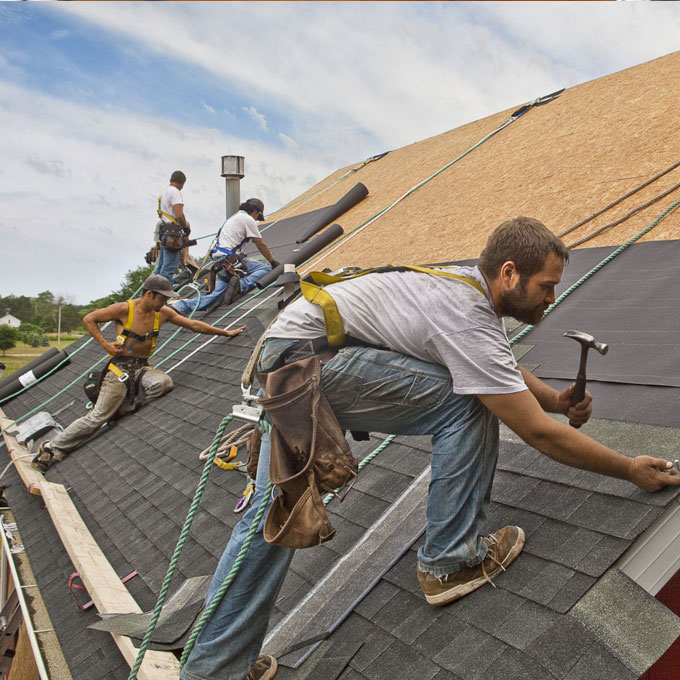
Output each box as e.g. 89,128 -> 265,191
225,274 -> 241,304
245,654 -> 277,680
418,525 -> 525,606
31,441 -> 55,473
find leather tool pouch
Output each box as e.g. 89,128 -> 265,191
258,356 -> 358,549
246,427 -> 262,480
160,223 -> 186,252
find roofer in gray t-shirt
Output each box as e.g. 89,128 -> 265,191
181,216 -> 680,680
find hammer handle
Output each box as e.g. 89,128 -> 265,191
569,348 -> 588,428
571,377 -> 586,408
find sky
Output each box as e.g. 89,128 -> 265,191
1,1 -> 678,305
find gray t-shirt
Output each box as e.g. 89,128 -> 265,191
268,266 -> 526,395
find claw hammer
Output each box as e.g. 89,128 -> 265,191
563,330 -> 609,428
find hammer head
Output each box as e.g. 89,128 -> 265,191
563,330 -> 609,355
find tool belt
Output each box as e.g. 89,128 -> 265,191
160,222 -> 188,252
83,357 -> 150,414
257,355 -> 358,549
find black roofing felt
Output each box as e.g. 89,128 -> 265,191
519,240 -> 680,427
3,237 -> 680,679
244,182 -> 368,262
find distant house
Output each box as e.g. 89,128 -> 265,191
0,313 -> 20,329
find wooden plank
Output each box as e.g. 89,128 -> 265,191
0,415 -> 46,495
0,410 -> 180,678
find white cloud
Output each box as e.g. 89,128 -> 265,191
53,1 -> 680,154
243,105 -> 268,131
0,80 -> 331,303
278,133 -> 299,154
3,1 -> 680,304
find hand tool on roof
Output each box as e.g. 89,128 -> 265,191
563,330 -> 609,428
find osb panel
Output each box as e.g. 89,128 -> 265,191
270,50 -> 680,272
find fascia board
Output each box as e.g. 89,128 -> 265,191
617,495 -> 680,596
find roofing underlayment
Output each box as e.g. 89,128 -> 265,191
3,50 -> 680,679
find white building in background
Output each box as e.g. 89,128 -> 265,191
0,313 -> 21,328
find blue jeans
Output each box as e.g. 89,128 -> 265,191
156,244 -> 182,285
181,339 -> 498,680
239,258 -> 272,294
172,259 -> 272,316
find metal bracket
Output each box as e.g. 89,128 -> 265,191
232,385 -> 264,424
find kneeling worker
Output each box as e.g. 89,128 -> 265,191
172,198 -> 279,316
32,275 -> 244,472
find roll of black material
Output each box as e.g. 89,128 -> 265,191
295,183 -> 368,243
0,347 -> 59,395
257,223 -> 344,289
0,349 -> 71,403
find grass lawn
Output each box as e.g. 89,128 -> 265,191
0,335 -> 80,380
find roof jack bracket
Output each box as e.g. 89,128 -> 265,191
231,384 -> 264,424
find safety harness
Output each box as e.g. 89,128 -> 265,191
157,195 -> 179,225
299,264 -> 487,347
84,301 -> 160,411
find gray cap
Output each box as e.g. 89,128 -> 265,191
246,198 -> 265,220
143,274 -> 180,298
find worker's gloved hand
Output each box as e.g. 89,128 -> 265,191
269,259 -> 280,269
629,456 -> 680,492
558,384 -> 592,427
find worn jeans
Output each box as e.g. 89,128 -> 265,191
172,259 -> 272,317
50,366 -> 173,458
181,339 -> 499,680
156,244 -> 182,285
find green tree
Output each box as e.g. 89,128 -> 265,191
60,303 -> 82,333
0,326 -> 18,356
18,323 -> 44,344
29,333 -> 41,348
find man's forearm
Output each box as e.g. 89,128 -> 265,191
519,367 -> 561,413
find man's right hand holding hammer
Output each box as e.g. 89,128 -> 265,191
480,367 -> 680,494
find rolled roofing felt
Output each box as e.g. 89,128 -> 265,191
295,183 -> 368,243
0,346 -> 59,396
257,223 -> 345,290
0,349 -> 70,403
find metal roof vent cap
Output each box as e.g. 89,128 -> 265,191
221,155 -> 245,218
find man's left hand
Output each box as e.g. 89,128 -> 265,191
558,384 -> 593,427
224,325 -> 246,337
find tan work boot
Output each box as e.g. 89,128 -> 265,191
245,654 -> 278,680
418,525 -> 525,606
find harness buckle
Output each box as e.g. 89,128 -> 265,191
231,384 -> 263,424
118,372 -> 130,383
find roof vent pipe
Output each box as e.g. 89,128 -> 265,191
221,155 -> 245,219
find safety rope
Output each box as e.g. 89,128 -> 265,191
179,480 -> 273,668
565,180 -> 680,249
557,159 -> 680,239
126,413 -> 234,680
198,422 -> 254,462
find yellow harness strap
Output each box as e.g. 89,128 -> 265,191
158,195 -> 179,225
300,265 -> 488,348
108,300 -> 160,363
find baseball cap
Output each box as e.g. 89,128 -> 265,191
246,198 -> 265,220
143,274 -> 180,298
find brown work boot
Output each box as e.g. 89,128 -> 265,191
31,441 -> 54,474
418,525 -> 525,606
245,654 -> 278,680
